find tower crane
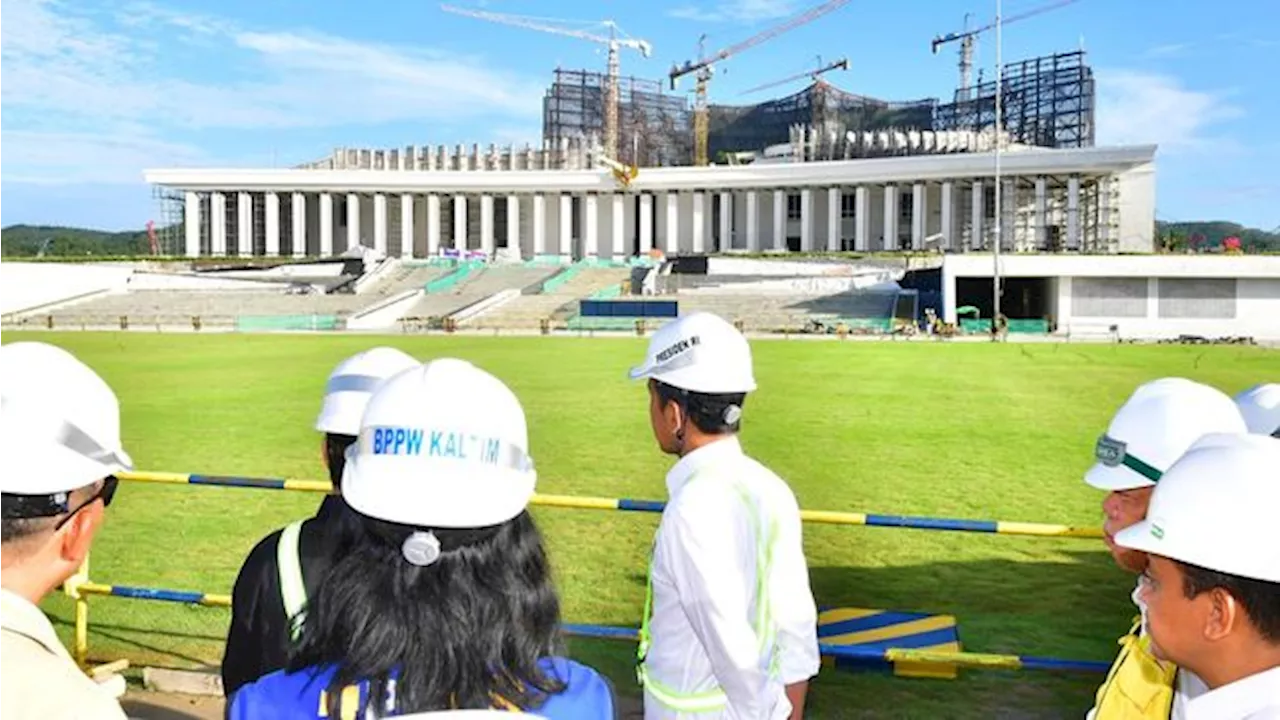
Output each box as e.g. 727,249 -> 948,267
668,0 -> 852,166
440,4 -> 652,161
740,56 -> 849,96
931,0 -> 1081,100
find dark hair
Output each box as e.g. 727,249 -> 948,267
653,380 -> 747,435
324,434 -> 357,489
288,510 -> 565,716
1,513 -> 48,544
1178,560 -> 1280,643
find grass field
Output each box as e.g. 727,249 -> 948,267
10,331 -> 1275,718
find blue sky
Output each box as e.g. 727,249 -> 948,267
2,0 -> 1277,231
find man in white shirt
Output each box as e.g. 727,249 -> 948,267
1,342 -> 132,720
1113,432 -> 1280,720
1084,378 -> 1247,719
628,312 -> 820,719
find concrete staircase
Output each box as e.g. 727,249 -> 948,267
675,290 -> 899,332
402,266 -> 559,321
468,267 -> 631,330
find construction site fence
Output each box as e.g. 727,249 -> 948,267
60,470 -> 1109,681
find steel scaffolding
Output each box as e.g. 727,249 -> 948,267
542,68 -> 692,167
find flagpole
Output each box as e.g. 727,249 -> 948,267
992,0 -> 1004,340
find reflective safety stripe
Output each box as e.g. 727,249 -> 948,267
636,472 -> 781,712
277,520 -> 307,643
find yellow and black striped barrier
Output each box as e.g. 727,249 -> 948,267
116,471 -> 1104,539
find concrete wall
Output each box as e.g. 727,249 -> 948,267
1117,163 -> 1156,253
0,263 -> 133,315
1057,277 -> 1280,341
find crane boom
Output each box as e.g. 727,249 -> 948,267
931,0 -> 1080,52
740,56 -> 849,95
667,0 -> 852,165
669,0 -> 852,83
440,4 -> 652,162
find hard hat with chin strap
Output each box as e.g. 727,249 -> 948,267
628,312 -> 756,394
1085,378 -> 1246,492
1234,383 -> 1280,437
1114,432 -> 1280,583
315,347 -> 420,436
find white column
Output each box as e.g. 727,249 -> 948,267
559,194 -> 573,256
827,188 -> 841,252
319,192 -> 334,256
854,186 -> 870,251
532,195 -> 547,256
265,192 -> 280,256
427,194 -> 442,256
971,180 -> 984,250
883,185 -> 898,251
373,193 -> 388,255
453,195 -> 467,250
583,194 -> 599,257
800,189 -> 813,252
1067,176 -> 1081,249
506,196 -> 520,255
691,193 -> 706,253
480,194 -> 495,256
184,191 -> 200,257
940,182 -> 955,251
911,183 -> 925,250
211,192 -> 227,255
611,193 -> 625,258
346,193 -> 361,250
292,193 -> 307,257
400,194 -> 415,258
664,193 -> 680,254
1035,177 -> 1048,250
745,191 -> 759,251
772,190 -> 785,251
238,191 -> 252,256
718,192 -> 732,252
639,194 -> 654,253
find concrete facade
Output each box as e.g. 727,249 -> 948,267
146,145 -> 1158,260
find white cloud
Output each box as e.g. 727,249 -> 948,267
667,0 -> 799,24
1094,70 -> 1243,153
0,0 -> 546,184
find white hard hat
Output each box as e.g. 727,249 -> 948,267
1086,378 -> 1246,492
628,312 -> 756,394
340,359 -> 536,529
1234,383 -> 1280,437
1114,432 -> 1280,583
315,347 -> 420,436
0,342 -> 133,496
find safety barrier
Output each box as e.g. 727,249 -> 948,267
63,470 -> 1107,676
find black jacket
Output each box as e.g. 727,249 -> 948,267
221,496 -> 352,697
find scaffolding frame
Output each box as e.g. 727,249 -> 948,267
934,50 -> 1094,149
151,186 -> 186,256
542,68 -> 692,167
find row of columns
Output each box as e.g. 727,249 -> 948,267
182,178 -> 1093,258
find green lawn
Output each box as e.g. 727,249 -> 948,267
9,331 -> 1274,718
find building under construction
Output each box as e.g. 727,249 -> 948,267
541,49 -> 1095,165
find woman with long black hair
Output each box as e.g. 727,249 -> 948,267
228,359 -> 615,719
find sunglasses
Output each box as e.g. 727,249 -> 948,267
54,476 -> 119,531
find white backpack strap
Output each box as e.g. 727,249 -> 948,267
277,520 -> 307,642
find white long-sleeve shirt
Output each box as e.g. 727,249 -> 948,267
642,436 -> 820,720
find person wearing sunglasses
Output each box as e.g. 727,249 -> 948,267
1,342 -> 133,720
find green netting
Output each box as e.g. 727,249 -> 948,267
589,283 -> 625,299
236,315 -> 340,331
832,317 -> 894,332
565,316 -> 666,331
541,263 -> 585,293
959,318 -> 1050,334
425,261 -> 483,293
525,254 -> 573,266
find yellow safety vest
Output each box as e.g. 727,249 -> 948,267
1092,618 -> 1177,720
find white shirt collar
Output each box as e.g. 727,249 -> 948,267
664,435 -> 743,497
1186,665 -> 1280,720
0,587 -> 72,662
